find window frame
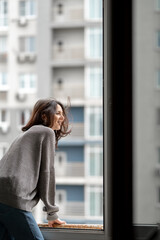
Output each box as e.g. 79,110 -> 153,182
40,0 -> 133,239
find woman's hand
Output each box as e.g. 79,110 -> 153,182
48,218 -> 66,227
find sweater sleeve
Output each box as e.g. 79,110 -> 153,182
38,129 -> 59,221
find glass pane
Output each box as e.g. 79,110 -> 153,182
133,0 -> 160,226
0,0 -> 103,231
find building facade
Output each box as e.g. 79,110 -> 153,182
0,0 -> 103,224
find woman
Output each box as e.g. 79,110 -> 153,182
0,98 -> 71,240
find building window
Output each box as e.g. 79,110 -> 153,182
55,152 -> 67,176
86,145 -> 103,177
0,109 -> 9,131
19,36 -> 36,53
0,0 -> 8,27
86,107 -> 103,138
86,186 -> 103,217
85,0 -> 102,20
0,72 -> 8,91
19,0 -> 36,17
0,142 -> 8,159
19,73 -> 37,93
0,36 -> 7,53
85,28 -> 102,59
18,109 -> 31,127
85,67 -> 103,98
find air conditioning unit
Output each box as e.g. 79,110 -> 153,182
18,17 -> 28,27
16,93 -> 27,102
17,54 -> 27,63
28,54 -> 36,63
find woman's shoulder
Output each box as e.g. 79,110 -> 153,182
29,125 -> 55,136
22,125 -> 55,142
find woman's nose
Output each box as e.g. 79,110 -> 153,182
59,115 -> 64,121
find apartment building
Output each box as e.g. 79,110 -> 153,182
0,0 -> 103,224
36,0 -> 103,224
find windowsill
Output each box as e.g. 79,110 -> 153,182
38,223 -> 103,230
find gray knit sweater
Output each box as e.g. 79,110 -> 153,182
0,125 -> 59,221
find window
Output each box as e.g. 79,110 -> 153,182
18,109 -> 31,127
19,36 -> 36,53
0,36 -> 7,53
86,107 -> 103,138
19,0 -> 36,17
19,73 -> 37,93
86,145 -> 103,176
85,67 -> 103,98
0,0 -> 8,27
85,0 -> 102,20
0,109 -> 9,132
85,28 -> 102,59
86,186 -> 103,218
0,72 -> 8,91
55,152 -> 67,176
0,142 -> 8,159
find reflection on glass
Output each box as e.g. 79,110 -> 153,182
133,0 -> 160,225
0,0 -> 103,227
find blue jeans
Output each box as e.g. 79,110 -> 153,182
0,203 -> 44,240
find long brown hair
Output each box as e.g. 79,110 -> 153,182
22,98 -> 71,148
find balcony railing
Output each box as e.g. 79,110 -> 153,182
69,123 -> 84,138
52,45 -> 84,60
53,83 -> 84,99
56,161 -> 84,177
58,202 -> 85,217
52,7 -> 84,22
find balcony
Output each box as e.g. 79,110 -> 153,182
53,82 -> 84,99
58,202 -> 84,218
52,7 -> 84,23
52,45 -> 84,62
69,123 -> 84,138
56,161 -> 84,177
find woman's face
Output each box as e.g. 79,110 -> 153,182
52,104 -> 64,130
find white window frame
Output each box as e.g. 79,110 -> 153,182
55,152 -> 67,176
85,185 -> 103,218
19,73 -> 37,93
19,0 -> 36,18
0,142 -> 8,159
85,28 -> 103,59
0,109 -> 10,131
0,36 -> 7,53
19,36 -> 36,53
0,72 -> 9,91
84,0 -> 102,21
85,144 -> 103,177
17,109 -> 31,129
85,67 -> 103,98
0,0 -> 8,27
85,107 -> 103,139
